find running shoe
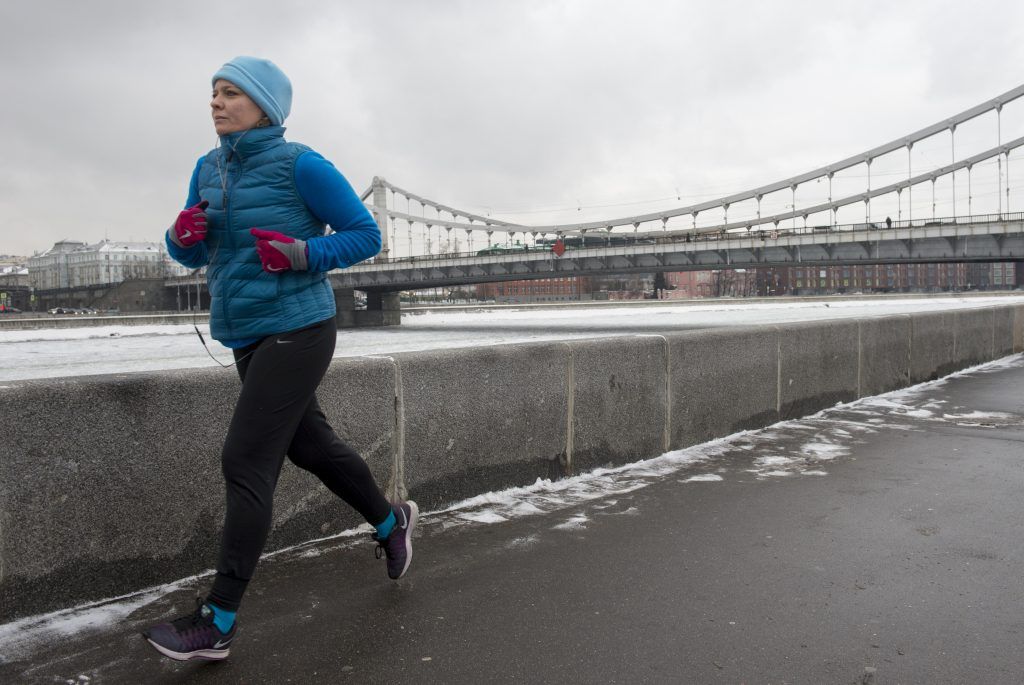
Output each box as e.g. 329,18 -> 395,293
143,598 -> 236,661
373,500 -> 418,579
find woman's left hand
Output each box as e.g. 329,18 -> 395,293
251,228 -> 308,272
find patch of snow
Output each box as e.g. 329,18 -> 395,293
457,510 -> 508,524
554,514 -> 589,530
755,456 -> 795,467
801,442 -> 846,460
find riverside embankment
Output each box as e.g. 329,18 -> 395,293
0,303 -> 1021,621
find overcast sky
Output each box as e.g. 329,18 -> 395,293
2,0 -> 1023,257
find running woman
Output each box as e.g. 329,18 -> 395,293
143,56 -> 417,662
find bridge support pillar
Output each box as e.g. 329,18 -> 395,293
333,288 -> 357,328
334,288 -> 401,328
360,291 -> 401,327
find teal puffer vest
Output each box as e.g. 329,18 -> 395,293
197,127 -> 336,342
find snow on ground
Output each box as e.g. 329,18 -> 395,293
3,353 -> 1021,663
2,296 -> 1023,382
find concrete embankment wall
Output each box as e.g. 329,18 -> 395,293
0,312 -> 211,331
1,306 -> 1021,621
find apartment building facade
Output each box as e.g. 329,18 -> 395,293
27,239 -> 189,290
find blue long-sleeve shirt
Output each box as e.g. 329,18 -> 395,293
175,150 -> 380,272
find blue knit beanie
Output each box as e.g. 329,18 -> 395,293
212,56 -> 292,126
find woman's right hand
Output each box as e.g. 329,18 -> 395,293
169,200 -> 210,248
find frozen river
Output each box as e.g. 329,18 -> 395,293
2,295 -> 1023,382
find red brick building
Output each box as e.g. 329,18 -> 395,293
475,276 -> 593,303
665,270 -> 757,298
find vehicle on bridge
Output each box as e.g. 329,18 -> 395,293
476,241 -> 536,256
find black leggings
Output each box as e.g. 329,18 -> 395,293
208,318 -> 392,611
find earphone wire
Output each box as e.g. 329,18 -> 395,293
191,269 -> 247,368
190,133 -> 256,369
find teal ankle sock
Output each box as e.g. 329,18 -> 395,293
374,510 -> 396,539
208,602 -> 236,633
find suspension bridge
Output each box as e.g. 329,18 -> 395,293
341,84 -> 1023,291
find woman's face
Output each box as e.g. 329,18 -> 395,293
211,79 -> 266,135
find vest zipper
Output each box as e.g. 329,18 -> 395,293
222,148 -> 235,335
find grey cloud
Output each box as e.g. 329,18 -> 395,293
1,0 -> 1022,255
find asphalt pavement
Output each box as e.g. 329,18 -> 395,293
3,357 -> 1023,684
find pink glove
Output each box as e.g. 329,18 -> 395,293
169,200 -> 209,248
251,228 -> 308,272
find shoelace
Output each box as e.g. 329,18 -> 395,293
169,600 -> 219,649
170,600 -> 207,630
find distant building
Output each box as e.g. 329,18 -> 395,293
476,276 -> 594,303
0,264 -> 29,285
592,274 -> 653,300
666,270 -> 756,298
27,239 -> 189,290
0,259 -> 31,310
0,255 -> 29,270
767,263 -> 1015,295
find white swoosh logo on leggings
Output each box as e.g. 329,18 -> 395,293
266,265 -> 286,272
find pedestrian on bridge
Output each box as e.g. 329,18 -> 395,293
143,56 -> 418,662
